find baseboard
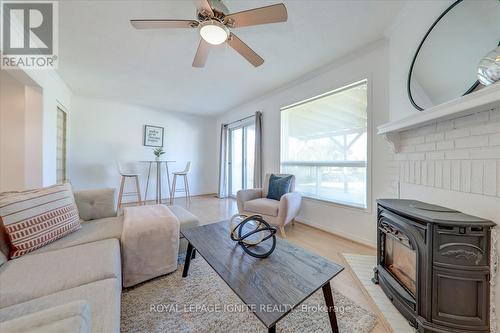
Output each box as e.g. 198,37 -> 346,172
122,192 -> 217,204
166,192 -> 217,200
294,217 -> 376,249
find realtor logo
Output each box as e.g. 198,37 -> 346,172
1,1 -> 58,69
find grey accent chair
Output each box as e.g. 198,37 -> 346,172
236,173 -> 302,238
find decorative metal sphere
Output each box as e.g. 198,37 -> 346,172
229,214 -> 277,258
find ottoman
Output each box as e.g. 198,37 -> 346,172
168,205 -> 200,253
121,205 -> 180,287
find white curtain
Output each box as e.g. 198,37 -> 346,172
253,111 -> 263,188
217,124 -> 229,198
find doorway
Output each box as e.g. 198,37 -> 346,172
228,120 -> 255,197
56,107 -> 67,184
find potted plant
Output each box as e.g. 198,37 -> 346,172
153,147 -> 165,161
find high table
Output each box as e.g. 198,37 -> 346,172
140,160 -> 175,204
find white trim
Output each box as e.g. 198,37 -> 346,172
301,196 -> 370,213
281,161 -> 366,167
295,216 -> 375,248
377,84 -> 500,152
365,73 -> 374,214
227,116 -> 255,130
280,79 -> 368,111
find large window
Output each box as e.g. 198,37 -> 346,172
280,80 -> 368,208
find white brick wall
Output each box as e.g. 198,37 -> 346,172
396,108 -> 500,198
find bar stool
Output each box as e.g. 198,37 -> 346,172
117,162 -> 142,210
170,162 -> 191,204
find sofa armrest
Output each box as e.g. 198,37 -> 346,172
236,188 -> 263,212
74,188 -> 117,221
278,191 -> 302,226
0,300 -> 91,333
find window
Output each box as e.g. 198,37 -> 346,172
228,120 -> 255,196
56,107 -> 67,184
280,80 -> 368,208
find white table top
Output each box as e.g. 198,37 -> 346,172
139,160 -> 176,163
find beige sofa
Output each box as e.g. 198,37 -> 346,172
236,173 -> 302,238
0,188 -> 199,332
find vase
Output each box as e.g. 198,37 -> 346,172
155,156 -> 159,162
478,46 -> 500,86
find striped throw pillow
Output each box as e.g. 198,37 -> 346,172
0,183 -> 81,258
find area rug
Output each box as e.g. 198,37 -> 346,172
121,257 -> 377,333
342,253 -> 415,333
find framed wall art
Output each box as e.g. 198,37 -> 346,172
144,125 -> 164,147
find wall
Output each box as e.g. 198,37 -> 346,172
21,69 -> 73,186
216,41 -> 396,246
23,86 -> 43,188
0,71 -> 26,191
393,108 -> 500,331
68,97 -> 217,202
386,0 -> 453,121
0,70 -> 44,191
386,1 -> 500,328
4,17 -> 73,187
397,109 -> 500,199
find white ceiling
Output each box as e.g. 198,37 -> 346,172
57,0 -> 404,115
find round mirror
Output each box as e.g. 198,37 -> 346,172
408,0 -> 500,111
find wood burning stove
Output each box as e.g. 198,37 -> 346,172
383,224 -> 417,296
373,199 -> 496,333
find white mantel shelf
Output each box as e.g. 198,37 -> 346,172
378,84 -> 500,152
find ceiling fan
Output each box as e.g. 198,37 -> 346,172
130,0 -> 287,68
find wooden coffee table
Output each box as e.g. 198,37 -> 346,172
181,221 -> 344,333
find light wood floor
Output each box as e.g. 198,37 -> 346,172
135,195 -> 392,333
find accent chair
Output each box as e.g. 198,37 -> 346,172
236,173 -> 302,238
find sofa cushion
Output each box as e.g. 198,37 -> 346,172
0,223 -> 9,265
169,205 -> 200,233
74,188 -> 116,221
30,216 -> 123,255
0,239 -> 121,308
0,251 -> 6,267
0,301 -> 90,333
0,183 -> 81,258
171,204 -> 200,253
244,198 -> 280,217
0,278 -> 120,333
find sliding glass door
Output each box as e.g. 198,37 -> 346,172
229,122 -> 255,197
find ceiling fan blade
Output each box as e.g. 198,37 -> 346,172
192,0 -> 214,17
225,3 -> 287,28
192,39 -> 211,68
227,33 -> 264,67
130,19 -> 198,29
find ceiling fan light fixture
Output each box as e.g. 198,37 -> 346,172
199,20 -> 229,45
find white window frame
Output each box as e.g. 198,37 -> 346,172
279,78 -> 373,211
